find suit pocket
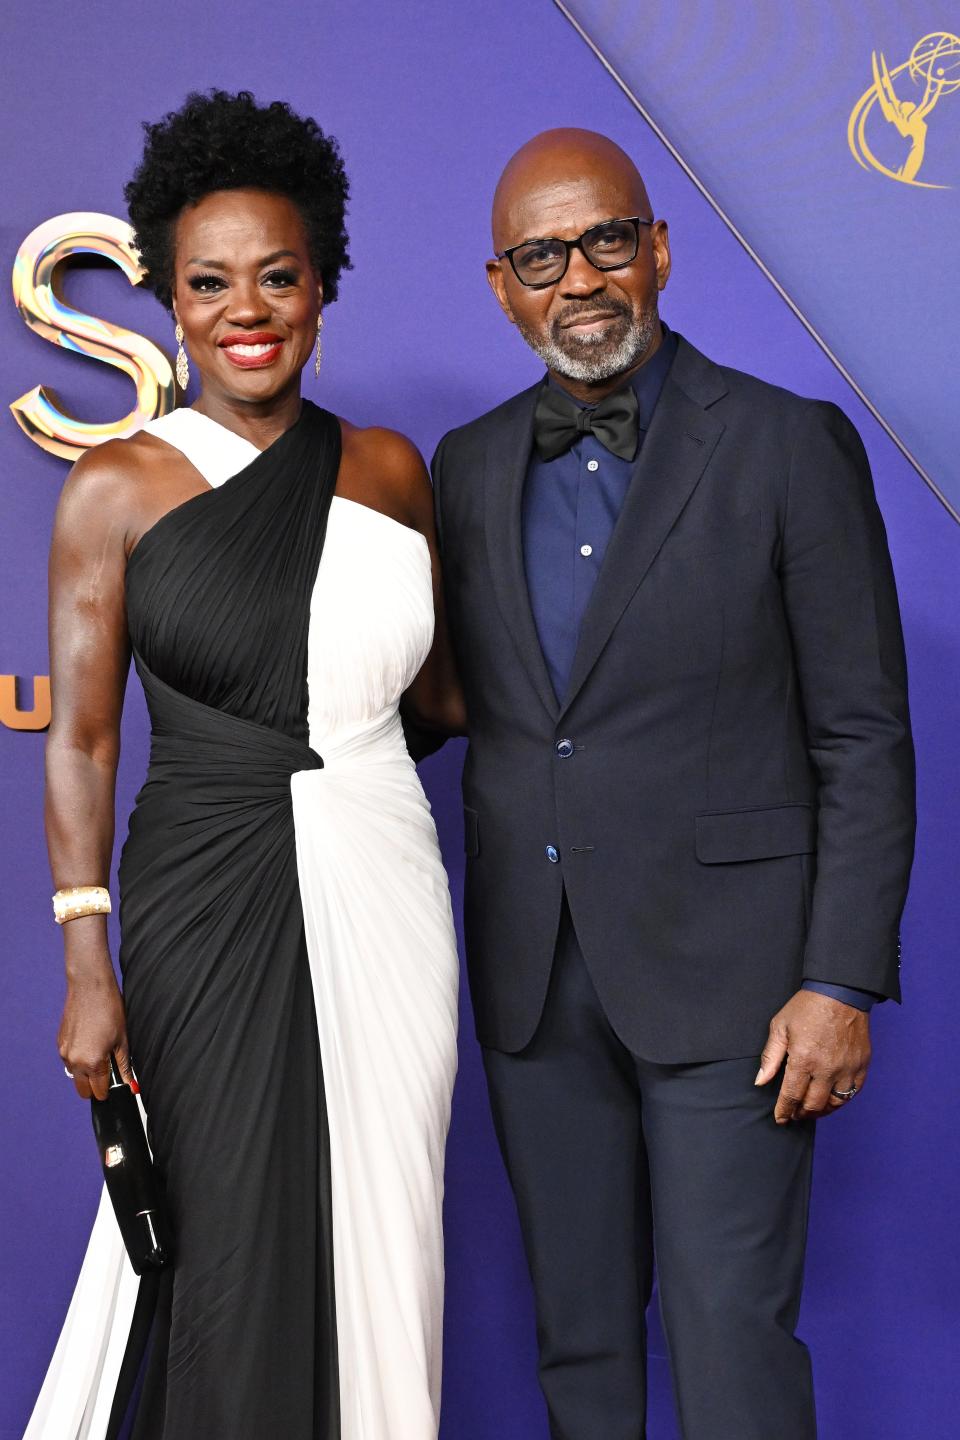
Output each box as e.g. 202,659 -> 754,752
464,806 -> 480,858
695,802 -> 815,863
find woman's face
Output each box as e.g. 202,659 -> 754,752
171,187 -> 321,406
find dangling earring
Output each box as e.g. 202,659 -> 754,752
314,314 -> 324,378
174,322 -> 189,390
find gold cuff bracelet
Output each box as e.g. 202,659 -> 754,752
52,886 -> 112,925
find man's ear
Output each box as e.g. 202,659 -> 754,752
651,220 -> 672,292
486,259 -> 517,325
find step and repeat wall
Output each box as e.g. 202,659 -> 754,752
1,3 -> 957,1437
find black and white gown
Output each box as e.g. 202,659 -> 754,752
24,403 -> 459,1439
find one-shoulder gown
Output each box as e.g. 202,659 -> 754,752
24,402 -> 459,1440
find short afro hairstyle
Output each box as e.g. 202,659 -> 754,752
125,89 -> 351,310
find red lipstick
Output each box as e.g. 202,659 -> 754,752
218,332 -> 284,368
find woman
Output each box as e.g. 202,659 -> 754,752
26,90 -> 462,1440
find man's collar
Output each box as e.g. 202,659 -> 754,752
545,323 -> 678,429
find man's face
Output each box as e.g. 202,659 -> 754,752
487,170 -> 671,384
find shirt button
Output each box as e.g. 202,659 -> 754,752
545,845 -> 560,864
556,738 -> 574,758
580,544 -> 593,557
586,459 -> 599,472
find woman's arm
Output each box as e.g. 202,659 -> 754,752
394,439 -> 467,739
46,444 -> 135,1101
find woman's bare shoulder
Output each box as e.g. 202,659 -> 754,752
58,430 -> 171,508
339,418 -> 425,475
54,428 -> 194,560
337,418 -> 432,529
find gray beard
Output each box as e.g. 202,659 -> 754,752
517,303 -> 660,384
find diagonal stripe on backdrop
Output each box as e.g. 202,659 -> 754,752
554,0 -> 960,523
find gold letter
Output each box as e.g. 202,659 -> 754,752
10,212 -> 175,462
0,675 -> 51,731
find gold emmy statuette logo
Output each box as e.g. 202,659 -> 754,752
10,213 -> 175,462
848,31 -> 960,188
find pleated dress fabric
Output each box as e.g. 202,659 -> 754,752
23,402 -> 459,1440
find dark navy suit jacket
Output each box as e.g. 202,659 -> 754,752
523,332 -> 875,1012
432,334 -> 914,1061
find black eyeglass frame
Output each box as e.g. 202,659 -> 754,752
496,216 -> 654,288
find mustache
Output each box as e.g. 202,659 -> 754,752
552,297 -> 632,331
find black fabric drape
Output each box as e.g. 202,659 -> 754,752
111,402 -> 341,1438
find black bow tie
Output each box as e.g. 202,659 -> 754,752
533,383 -> 639,463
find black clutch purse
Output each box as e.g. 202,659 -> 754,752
90,1056 -> 173,1275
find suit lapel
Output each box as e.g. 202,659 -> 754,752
483,384 -> 559,720
559,347 -> 727,719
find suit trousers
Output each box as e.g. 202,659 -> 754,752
481,900 -> 817,1440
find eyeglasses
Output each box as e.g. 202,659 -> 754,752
496,216 -> 653,288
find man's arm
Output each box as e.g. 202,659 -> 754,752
757,401 -> 915,1122
430,433 -> 447,553
782,401 -> 915,992
401,433 -> 457,762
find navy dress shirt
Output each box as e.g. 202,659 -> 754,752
521,328 -> 875,1013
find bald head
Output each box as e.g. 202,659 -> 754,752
485,128 -> 670,397
492,128 -> 652,251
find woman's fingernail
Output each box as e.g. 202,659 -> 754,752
130,1079 -> 140,1095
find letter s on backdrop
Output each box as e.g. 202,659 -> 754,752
10,212 -> 175,462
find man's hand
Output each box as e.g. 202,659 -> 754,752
755,989 -> 871,1124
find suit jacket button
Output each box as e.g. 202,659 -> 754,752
556,738 -> 575,758
545,845 -> 560,863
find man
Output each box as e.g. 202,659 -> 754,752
432,129 -> 914,1439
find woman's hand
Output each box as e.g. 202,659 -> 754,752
58,959 -> 134,1101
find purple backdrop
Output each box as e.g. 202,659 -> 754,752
1,4 -> 957,1438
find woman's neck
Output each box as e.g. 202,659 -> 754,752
191,383 -> 304,452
